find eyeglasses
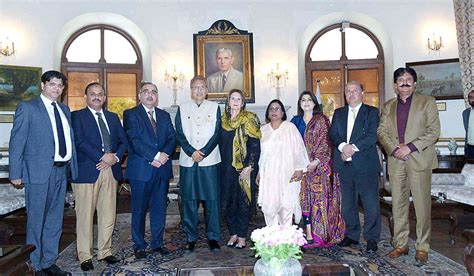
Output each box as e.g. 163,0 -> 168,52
141,90 -> 158,96
191,86 -> 207,91
45,82 -> 64,89
87,92 -> 105,97
269,107 -> 283,112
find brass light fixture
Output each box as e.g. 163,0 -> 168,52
164,65 -> 185,107
267,63 -> 289,99
0,37 -> 15,56
427,34 -> 443,52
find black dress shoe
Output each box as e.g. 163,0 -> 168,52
186,241 -> 196,252
134,249 -> 147,259
337,237 -> 359,247
208,239 -> 221,251
43,264 -> 70,276
35,270 -> 48,276
154,247 -> 172,255
99,255 -> 120,264
366,240 -> 378,252
80,259 -> 94,271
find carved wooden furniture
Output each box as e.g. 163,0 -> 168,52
379,196 -> 458,245
0,244 -> 35,275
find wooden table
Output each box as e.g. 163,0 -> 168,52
379,196 -> 459,244
179,264 -> 353,275
0,244 -> 35,275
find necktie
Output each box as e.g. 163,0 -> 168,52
351,108 -> 357,121
148,110 -> 157,134
96,112 -> 112,153
51,102 -> 66,158
222,74 -> 227,91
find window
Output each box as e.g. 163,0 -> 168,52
305,23 -> 384,118
61,25 -> 142,118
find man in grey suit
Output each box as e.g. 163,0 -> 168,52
9,70 -> 77,276
206,48 -> 243,93
463,90 -> 474,159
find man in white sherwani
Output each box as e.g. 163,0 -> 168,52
175,76 -> 222,252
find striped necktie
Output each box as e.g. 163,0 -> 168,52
148,110 -> 157,134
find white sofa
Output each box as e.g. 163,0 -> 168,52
431,164 -> 474,206
0,185 -> 25,216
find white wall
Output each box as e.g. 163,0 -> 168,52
0,0 -> 466,146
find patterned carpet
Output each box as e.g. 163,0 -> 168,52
57,201 -> 468,275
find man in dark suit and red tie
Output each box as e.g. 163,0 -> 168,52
330,80 -> 381,253
123,82 -> 176,259
9,70 -> 77,276
71,82 -> 128,271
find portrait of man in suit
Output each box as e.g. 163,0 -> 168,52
71,82 -> 128,271
123,82 -> 176,259
206,47 -> 243,94
330,80 -> 381,253
378,67 -> 440,264
9,70 -> 77,275
463,90 -> 474,159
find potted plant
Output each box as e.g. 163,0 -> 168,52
250,225 -> 307,275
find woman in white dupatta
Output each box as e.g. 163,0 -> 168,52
257,99 -> 309,226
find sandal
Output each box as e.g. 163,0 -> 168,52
235,238 -> 246,249
227,235 -> 238,247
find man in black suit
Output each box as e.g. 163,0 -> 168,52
330,80 -> 381,252
71,82 -> 128,271
123,82 -> 176,259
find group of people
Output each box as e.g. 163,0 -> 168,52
9,66 -> 446,275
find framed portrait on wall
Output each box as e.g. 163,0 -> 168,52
0,65 -> 42,111
406,58 -> 463,100
194,20 -> 255,103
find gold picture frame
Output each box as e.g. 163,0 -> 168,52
194,20 -> 255,103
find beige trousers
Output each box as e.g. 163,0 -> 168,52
263,206 -> 293,227
390,161 -> 432,252
72,168 -> 117,262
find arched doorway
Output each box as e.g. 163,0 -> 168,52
61,24 -> 143,118
305,22 -> 384,118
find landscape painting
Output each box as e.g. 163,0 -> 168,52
0,65 -> 42,111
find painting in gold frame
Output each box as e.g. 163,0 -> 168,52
194,20 -> 255,103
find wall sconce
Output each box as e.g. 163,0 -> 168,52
164,65 -> 185,107
427,34 -> 443,53
0,37 -> 16,57
267,62 -> 289,99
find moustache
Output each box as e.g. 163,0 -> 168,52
400,84 -> 411,87
146,96 -> 154,101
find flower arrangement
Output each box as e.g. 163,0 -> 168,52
250,225 -> 307,267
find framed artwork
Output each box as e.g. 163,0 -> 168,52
0,65 -> 42,111
194,20 -> 255,103
406,58 -> 463,100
